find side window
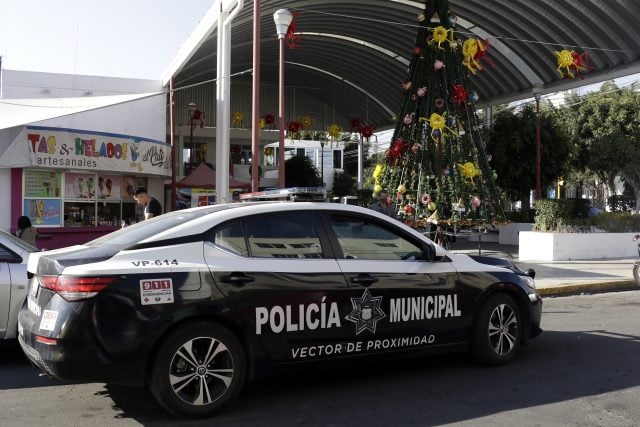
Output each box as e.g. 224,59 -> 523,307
329,216 -> 423,260
0,244 -> 21,263
243,213 -> 323,259
213,221 -> 248,257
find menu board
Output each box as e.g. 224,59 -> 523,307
24,199 -> 62,226
97,175 -> 122,200
64,173 -> 97,200
24,170 -> 62,198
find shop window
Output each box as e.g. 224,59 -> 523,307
184,142 -> 207,174
23,169 -> 146,228
333,150 -> 342,169
64,201 -> 95,227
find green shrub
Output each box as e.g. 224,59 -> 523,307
534,199 -> 591,232
589,212 -> 640,232
535,199 -> 640,232
608,194 -> 636,212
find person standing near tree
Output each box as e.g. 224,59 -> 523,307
133,187 -> 162,220
371,191 -> 395,218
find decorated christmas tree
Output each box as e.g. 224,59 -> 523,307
374,0 -> 504,227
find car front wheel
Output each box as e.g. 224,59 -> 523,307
470,293 -> 522,365
150,322 -> 246,418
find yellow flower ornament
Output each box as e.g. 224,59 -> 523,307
428,26 -> 455,50
428,112 -> 458,142
462,38 -> 485,74
232,111 -> 244,127
459,162 -> 481,184
328,124 -> 341,139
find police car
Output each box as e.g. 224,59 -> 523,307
18,202 -> 542,418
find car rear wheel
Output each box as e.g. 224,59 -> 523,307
149,322 -> 246,418
470,293 -> 522,365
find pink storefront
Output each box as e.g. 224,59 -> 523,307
6,126 -> 171,250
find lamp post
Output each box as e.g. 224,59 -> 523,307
320,140 -> 325,187
187,102 -> 197,174
169,79 -> 176,211
533,89 -> 542,201
273,8 -> 293,189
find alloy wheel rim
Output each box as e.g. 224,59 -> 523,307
488,303 -> 518,356
169,337 -> 234,406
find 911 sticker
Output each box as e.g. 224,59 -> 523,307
39,310 -> 59,331
140,278 -> 174,305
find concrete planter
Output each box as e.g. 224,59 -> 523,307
497,223 -> 534,245
519,231 -> 638,261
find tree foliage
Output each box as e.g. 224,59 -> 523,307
285,155 -> 321,187
332,171 -> 355,197
488,103 -> 574,207
564,83 -> 640,212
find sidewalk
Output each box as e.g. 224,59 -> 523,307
447,237 -> 638,297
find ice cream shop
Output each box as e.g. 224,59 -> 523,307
5,125 -> 170,249
0,81 -> 169,250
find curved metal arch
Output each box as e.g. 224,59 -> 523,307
168,0 -> 640,124
286,61 -> 394,115
298,32 -> 410,66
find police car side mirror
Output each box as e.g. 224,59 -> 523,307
422,243 -> 436,262
525,268 -> 536,279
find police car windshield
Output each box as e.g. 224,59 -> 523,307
85,205 -> 238,248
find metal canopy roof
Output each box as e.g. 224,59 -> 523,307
167,0 -> 640,126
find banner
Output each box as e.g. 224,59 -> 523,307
24,126 -> 171,177
65,172 -> 96,200
96,174 -> 122,200
24,170 -> 62,198
24,199 -> 61,226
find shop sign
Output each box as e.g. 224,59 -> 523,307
26,126 -> 171,176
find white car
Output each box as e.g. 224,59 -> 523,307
0,229 -> 36,342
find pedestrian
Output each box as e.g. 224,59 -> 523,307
133,187 -> 162,220
371,191 -> 395,217
16,215 -> 37,246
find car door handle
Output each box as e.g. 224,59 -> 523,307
219,273 -> 255,287
350,274 -> 378,287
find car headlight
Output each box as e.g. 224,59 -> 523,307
521,274 -> 536,290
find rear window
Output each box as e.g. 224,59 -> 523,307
85,206 -> 234,248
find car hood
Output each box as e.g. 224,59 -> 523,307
468,255 -> 530,275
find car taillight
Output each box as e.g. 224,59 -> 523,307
38,276 -> 117,301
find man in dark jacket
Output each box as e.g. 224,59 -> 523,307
133,187 -> 162,220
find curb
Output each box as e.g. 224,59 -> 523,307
537,280 -> 638,297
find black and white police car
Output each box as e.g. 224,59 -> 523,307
18,202 -> 542,418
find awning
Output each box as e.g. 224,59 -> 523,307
176,163 -> 251,189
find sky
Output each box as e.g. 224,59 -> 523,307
2,1 -> 638,93
0,0 -> 214,80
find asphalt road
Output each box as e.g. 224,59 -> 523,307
1,290 -> 640,426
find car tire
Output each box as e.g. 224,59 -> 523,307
149,321 -> 246,418
470,293 -> 522,365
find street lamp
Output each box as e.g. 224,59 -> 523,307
320,140 -> 325,187
187,102 -> 204,175
187,102 -> 197,174
273,8 -> 293,189
532,86 -> 543,201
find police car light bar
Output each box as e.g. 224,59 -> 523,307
239,187 -> 326,202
